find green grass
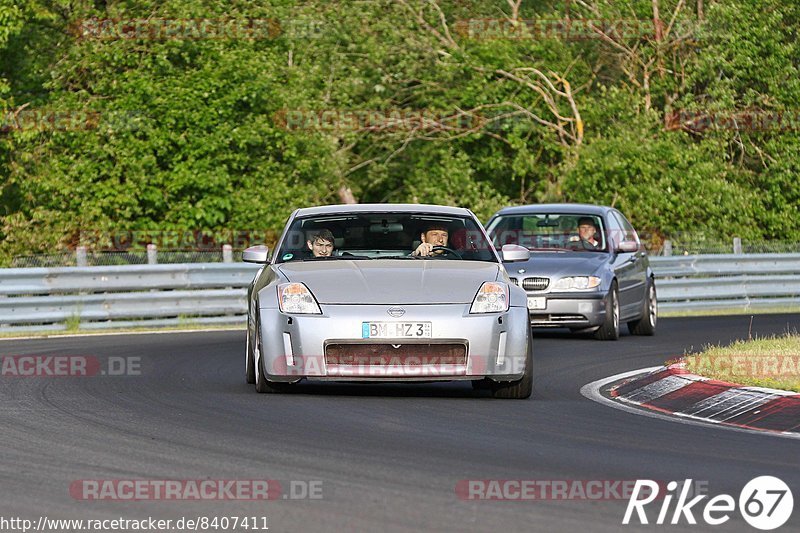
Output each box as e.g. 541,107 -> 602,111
64,312 -> 82,332
681,333 -> 800,392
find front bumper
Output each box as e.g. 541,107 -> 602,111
526,292 -> 607,328
257,304 -> 529,383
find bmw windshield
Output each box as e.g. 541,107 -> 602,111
486,213 -> 608,252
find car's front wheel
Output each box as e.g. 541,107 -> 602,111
245,327 -> 255,384
594,282 -> 620,340
628,278 -> 657,336
253,317 -> 291,394
490,336 -> 533,399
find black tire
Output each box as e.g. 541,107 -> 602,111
245,328 -> 256,384
594,282 -> 620,340
472,378 -> 491,390
254,318 -> 291,394
628,278 -> 657,336
491,336 -> 533,399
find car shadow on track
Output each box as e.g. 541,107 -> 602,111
532,328 -> 628,340
237,381 -> 544,400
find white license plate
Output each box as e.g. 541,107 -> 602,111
362,322 -> 432,338
527,297 -> 546,310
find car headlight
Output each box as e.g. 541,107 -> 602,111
552,276 -> 602,291
470,282 -> 509,314
277,282 -> 322,314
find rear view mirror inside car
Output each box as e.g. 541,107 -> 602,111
536,219 -> 560,227
369,222 -> 403,233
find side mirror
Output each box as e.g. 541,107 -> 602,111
500,244 -> 530,262
243,245 -> 270,264
617,240 -> 639,253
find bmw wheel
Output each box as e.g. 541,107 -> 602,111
594,282 -> 620,340
628,278 -> 657,336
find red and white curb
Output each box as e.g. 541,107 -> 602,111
580,365 -> 800,439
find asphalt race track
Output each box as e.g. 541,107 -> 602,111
2,314 -> 799,532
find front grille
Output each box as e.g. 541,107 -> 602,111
508,277 -> 518,286
530,314 -> 586,323
522,277 -> 550,291
325,343 -> 467,366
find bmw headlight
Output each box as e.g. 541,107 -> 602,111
277,282 -> 322,314
552,276 -> 602,291
470,282 -> 509,314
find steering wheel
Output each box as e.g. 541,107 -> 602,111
430,246 -> 462,259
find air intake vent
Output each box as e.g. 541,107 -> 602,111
522,277 -> 549,291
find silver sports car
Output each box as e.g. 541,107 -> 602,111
243,204 -> 533,398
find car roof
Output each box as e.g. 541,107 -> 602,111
490,203 -> 612,217
294,203 -> 473,217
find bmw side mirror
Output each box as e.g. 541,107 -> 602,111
243,245 -> 270,264
500,244 -> 530,262
616,240 -> 639,253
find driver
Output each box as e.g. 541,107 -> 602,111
576,217 -> 601,250
412,224 -> 449,257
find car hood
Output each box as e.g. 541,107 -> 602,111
277,260 -> 500,304
506,252 -> 607,278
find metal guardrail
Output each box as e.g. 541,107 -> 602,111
650,253 -> 800,311
649,254 -> 800,276
0,263 -> 259,295
0,254 -> 798,332
0,263 -> 261,332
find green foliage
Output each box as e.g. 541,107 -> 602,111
560,115 -> 762,239
0,0 -> 798,264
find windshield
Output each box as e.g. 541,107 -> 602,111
275,212 -> 498,263
486,213 -> 607,252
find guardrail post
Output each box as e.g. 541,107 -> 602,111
147,243 -> 158,264
663,240 -> 672,256
222,244 -> 233,263
76,246 -> 88,267
733,237 -> 743,255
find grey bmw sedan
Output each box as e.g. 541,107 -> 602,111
243,204 -> 533,398
485,204 -> 657,340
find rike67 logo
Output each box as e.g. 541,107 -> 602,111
624,477 -> 793,530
